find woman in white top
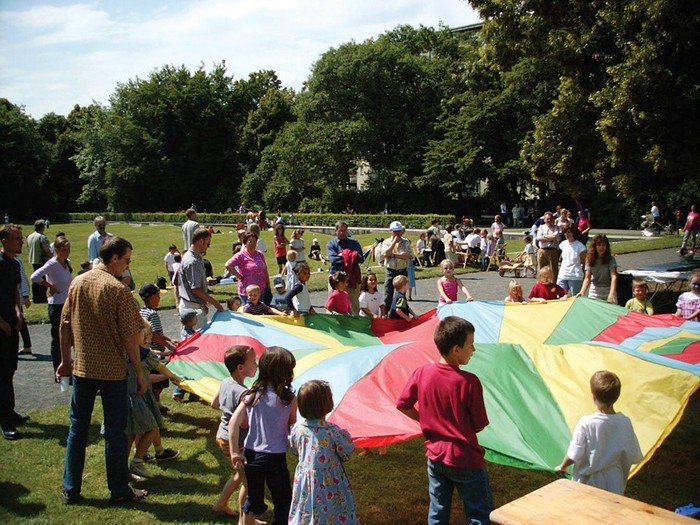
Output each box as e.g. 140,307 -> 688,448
30,236 -> 73,377
557,226 -> 587,295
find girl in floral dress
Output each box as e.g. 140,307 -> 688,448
289,380 -> 359,525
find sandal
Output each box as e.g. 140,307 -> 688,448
109,488 -> 148,505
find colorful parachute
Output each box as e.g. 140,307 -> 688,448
169,298 -> 699,475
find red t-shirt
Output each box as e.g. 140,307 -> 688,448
529,281 -> 567,300
273,235 -> 288,258
396,363 -> 488,469
325,289 -> 351,314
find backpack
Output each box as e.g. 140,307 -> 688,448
155,276 -> 167,290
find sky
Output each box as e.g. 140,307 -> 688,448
0,0 -> 480,119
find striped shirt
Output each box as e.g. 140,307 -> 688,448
140,306 -> 165,351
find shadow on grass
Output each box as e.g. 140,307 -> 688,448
21,421 -> 104,448
0,482 -> 47,517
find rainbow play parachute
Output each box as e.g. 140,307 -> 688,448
168,298 -> 699,475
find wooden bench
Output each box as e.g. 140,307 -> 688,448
490,479 -> 693,525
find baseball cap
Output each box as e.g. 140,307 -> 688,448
273,276 -> 285,289
389,220 -> 404,232
138,283 -> 160,298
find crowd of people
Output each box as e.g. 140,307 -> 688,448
0,200 -> 699,524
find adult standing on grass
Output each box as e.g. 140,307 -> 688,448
327,220 -> 365,314
226,232 -> 271,307
577,234 -> 619,304
380,221 -> 413,314
27,219 -> 51,304
57,236 -> 148,504
87,216 -> 113,262
30,236 -> 73,377
536,211 -> 561,278
0,224 -> 30,441
178,227 -> 223,329
182,208 -> 200,252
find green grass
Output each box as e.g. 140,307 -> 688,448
1,391 -> 697,524
19,222 -> 684,324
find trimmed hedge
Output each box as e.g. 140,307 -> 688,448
54,212 -> 458,229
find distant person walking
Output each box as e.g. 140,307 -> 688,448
87,216 -> 113,262
181,208 -> 200,252
26,219 -> 51,304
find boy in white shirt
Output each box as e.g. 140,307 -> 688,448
556,370 -> 642,495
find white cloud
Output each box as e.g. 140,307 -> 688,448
0,0 -> 480,118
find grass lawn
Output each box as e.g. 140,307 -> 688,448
1,390 -> 697,524
17,222 -> 685,324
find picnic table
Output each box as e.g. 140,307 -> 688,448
490,479 -> 694,525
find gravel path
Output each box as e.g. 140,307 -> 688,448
14,247 -> 687,415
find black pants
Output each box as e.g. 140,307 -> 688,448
32,263 -> 48,304
243,449 -> 291,524
0,328 -> 19,429
384,268 -> 408,313
48,303 -> 63,376
20,316 -> 31,349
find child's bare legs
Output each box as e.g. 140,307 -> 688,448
212,469 -> 243,517
135,428 -> 157,460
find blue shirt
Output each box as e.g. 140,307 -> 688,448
326,236 -> 364,274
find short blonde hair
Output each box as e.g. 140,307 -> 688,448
538,266 -> 553,282
393,275 -> 408,289
245,284 -> 260,295
286,249 -> 297,262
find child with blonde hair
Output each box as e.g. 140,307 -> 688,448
529,266 -> 568,302
437,259 -> 473,304
674,271 -> 700,321
388,275 -> 415,321
505,280 -> 526,303
556,370 -> 642,495
289,380 -> 358,524
625,279 -> 654,314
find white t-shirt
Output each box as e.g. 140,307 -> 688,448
171,262 -> 181,286
289,238 -> 305,262
164,251 -> 178,272
466,233 -> 480,249
567,412 -> 642,495
256,238 -> 268,253
558,240 -> 586,280
359,290 -> 382,317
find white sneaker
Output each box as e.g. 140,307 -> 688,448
129,460 -> 153,479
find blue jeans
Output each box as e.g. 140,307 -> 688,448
62,375 -> 130,499
427,460 -> 493,525
556,279 -> 582,296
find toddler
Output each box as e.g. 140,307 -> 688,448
212,346 -> 258,517
286,262 -> 315,317
325,271 -> 352,314
271,277 -> 289,312
388,275 -> 415,321
289,380 -> 358,525
227,295 -> 242,312
675,271 -> 700,321
243,284 -> 284,316
229,347 -> 297,525
359,271 -> 384,318
127,322 -> 181,480
556,370 -> 642,495
437,260 -> 473,304
529,266 -> 568,302
308,238 -> 322,261
480,233 -> 496,271
283,249 -> 298,290
625,279 -> 654,315
505,279 -> 526,303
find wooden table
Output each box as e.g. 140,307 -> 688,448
490,479 -> 694,525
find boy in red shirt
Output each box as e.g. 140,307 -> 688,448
396,316 -> 493,525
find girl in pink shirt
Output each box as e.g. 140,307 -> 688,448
325,271 -> 352,314
437,260 -> 473,304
